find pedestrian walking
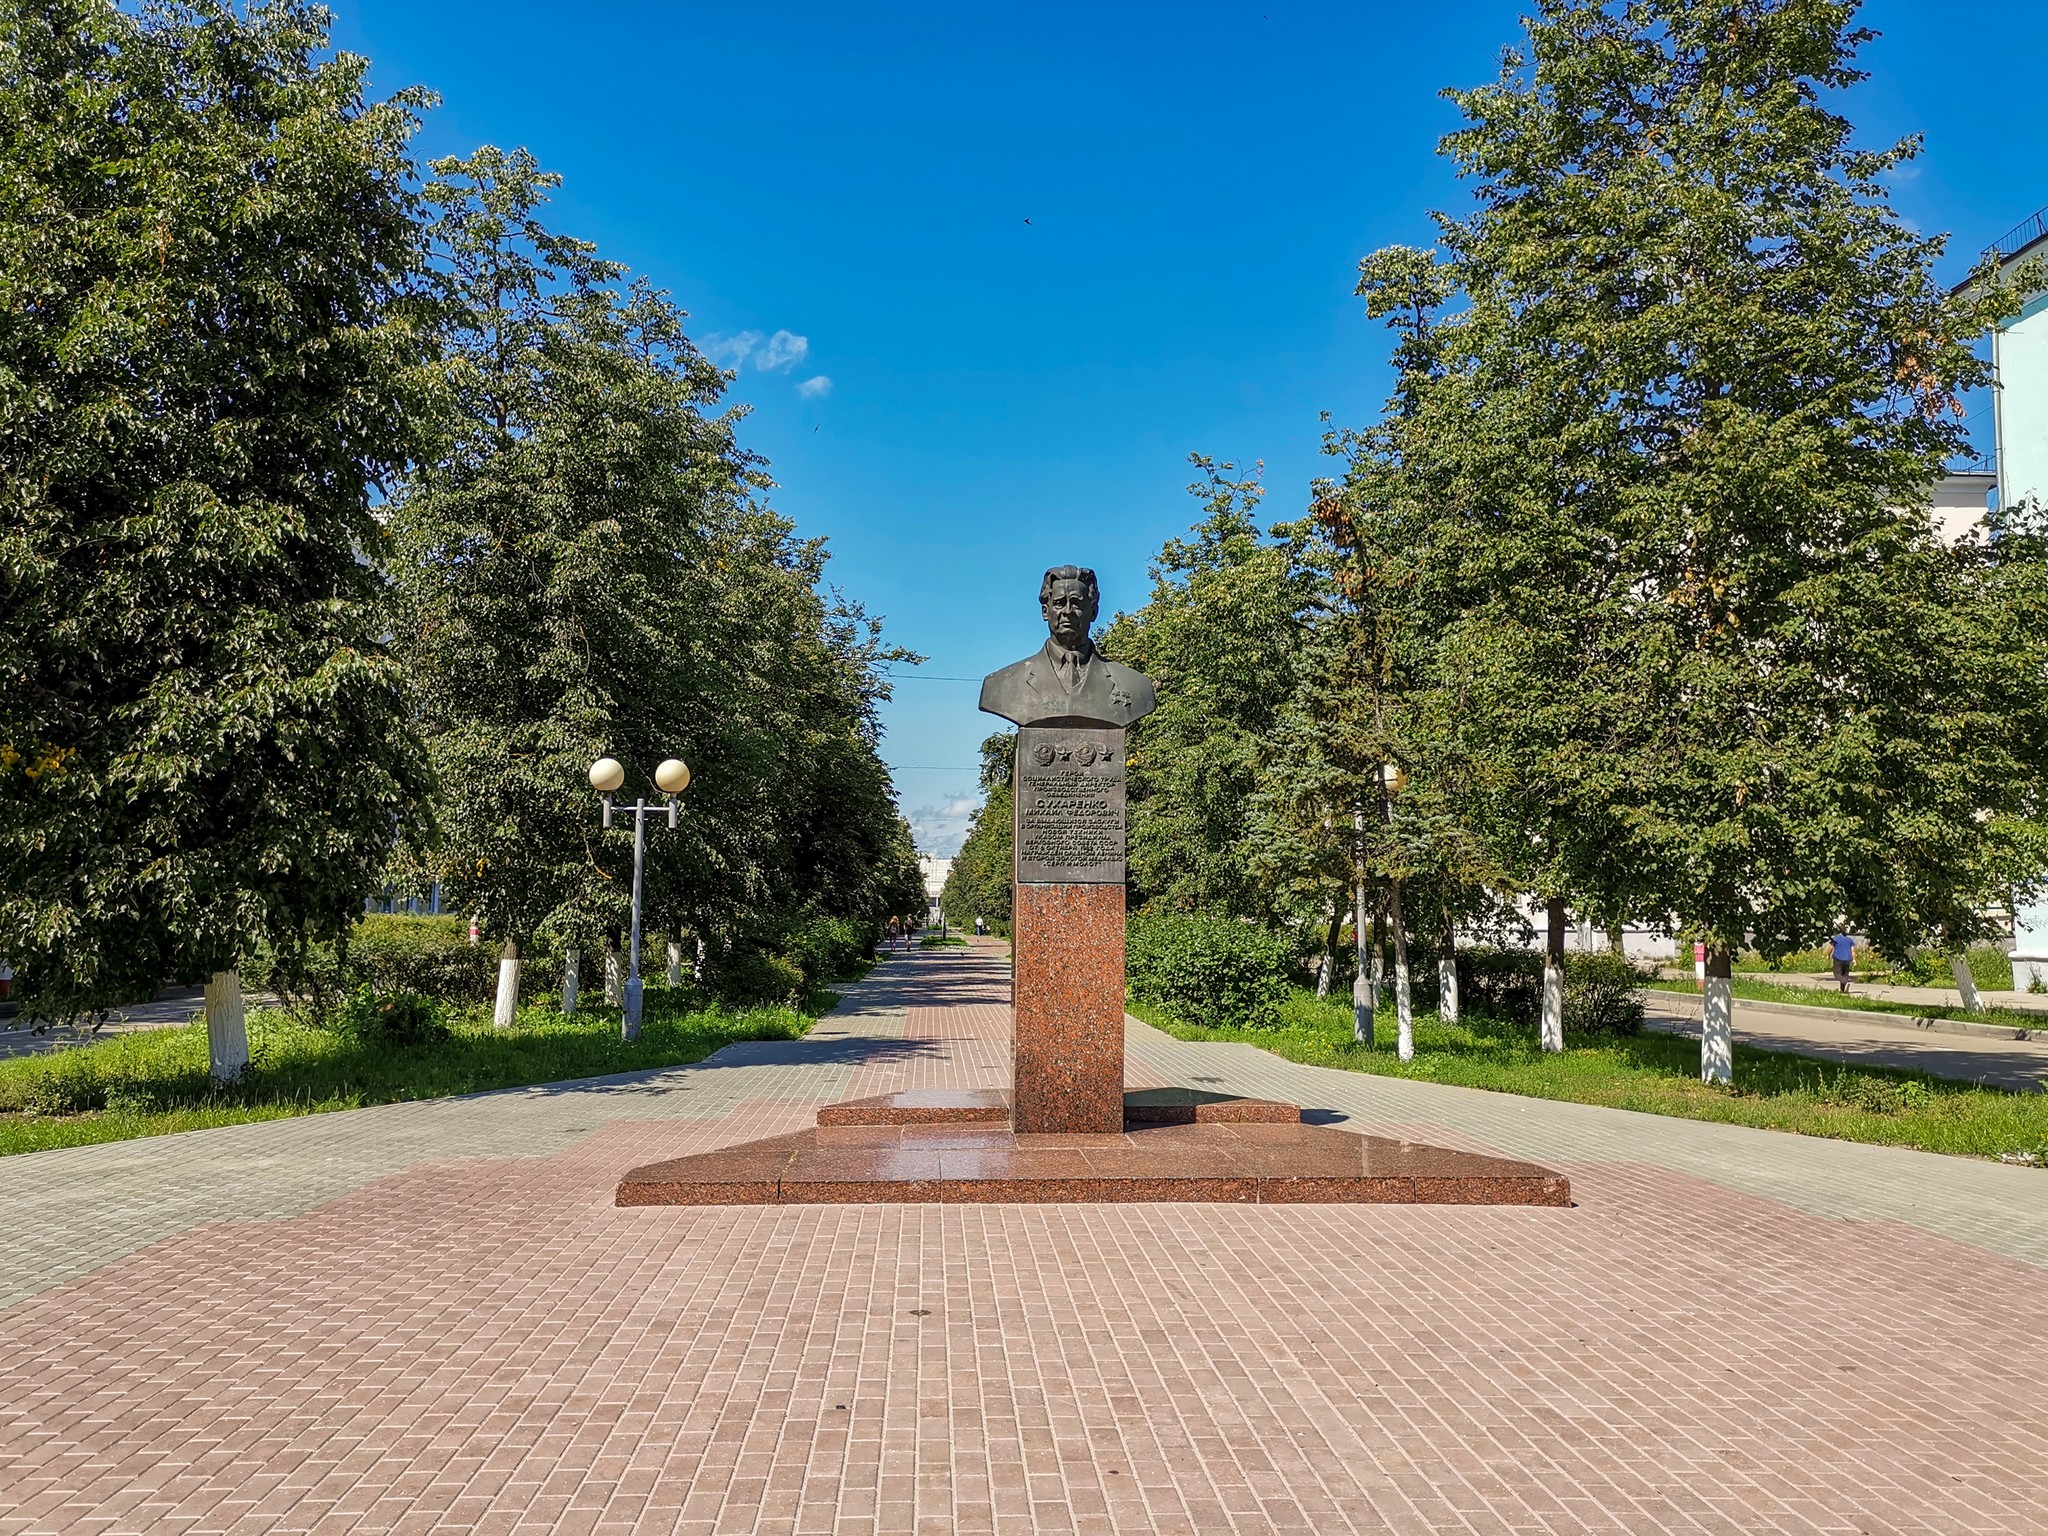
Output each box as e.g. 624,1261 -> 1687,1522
1828,931 -> 1856,991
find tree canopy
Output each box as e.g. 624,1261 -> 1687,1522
0,0 -> 438,1014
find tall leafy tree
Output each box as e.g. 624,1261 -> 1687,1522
940,733 -> 1017,937
1102,457 -> 1313,922
1371,0 -> 2046,1068
388,148 -> 915,974
0,0 -> 438,1041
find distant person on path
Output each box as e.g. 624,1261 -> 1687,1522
974,916 -> 986,938
1829,932 -> 1856,991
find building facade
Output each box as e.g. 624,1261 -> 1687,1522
1983,207 -> 2048,989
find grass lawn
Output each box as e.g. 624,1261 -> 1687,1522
1128,989 -> 2048,1166
1643,975 -> 2045,1030
0,986 -> 827,1157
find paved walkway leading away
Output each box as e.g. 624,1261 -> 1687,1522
1659,966 -> 2048,1016
0,985 -> 285,1061
1641,990 -> 2048,1091
4,946 -> 2048,1535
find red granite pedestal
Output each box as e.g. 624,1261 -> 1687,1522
1012,883 -> 1126,1134
616,1090 -> 1572,1206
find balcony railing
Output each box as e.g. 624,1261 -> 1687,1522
1986,205 -> 2048,264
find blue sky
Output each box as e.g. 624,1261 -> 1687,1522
332,0 -> 2047,855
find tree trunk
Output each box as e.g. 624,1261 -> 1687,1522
1607,922 -> 1625,956
604,941 -> 623,1006
1352,873 -> 1374,1045
1540,896 -> 1566,1052
666,941 -> 684,988
1439,909 -> 1460,1027
1370,902 -> 1386,1001
1949,952 -> 1982,1012
561,948 -> 579,1015
1701,943 -> 1734,1085
204,969 -> 248,1083
493,939 -> 520,1030
1316,900 -> 1340,999
1389,878 -> 1413,1062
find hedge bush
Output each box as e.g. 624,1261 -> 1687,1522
1125,911 -> 1294,1030
711,949 -> 807,1006
349,916 -> 496,1002
783,914 -> 871,987
337,986 -> 450,1047
1454,947 -> 1646,1036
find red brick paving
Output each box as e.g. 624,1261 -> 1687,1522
2,947 -> 2046,1534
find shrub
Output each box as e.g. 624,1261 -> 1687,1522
783,914 -> 871,986
1562,951 -> 1647,1036
338,986 -> 449,1046
712,949 -> 807,1006
1454,948 -> 1646,1036
349,915 -> 494,1002
1125,911 -> 1294,1030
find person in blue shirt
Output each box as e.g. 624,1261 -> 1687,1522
1828,931 -> 1856,991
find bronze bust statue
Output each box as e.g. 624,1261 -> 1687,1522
979,566 -> 1157,728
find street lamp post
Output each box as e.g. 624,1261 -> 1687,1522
590,755 -> 692,1041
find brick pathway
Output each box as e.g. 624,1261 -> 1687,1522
4,946 -> 2048,1535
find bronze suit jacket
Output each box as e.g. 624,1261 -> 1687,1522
979,642 -> 1157,728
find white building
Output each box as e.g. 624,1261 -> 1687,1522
917,855 -> 952,926
1980,207 -> 2048,989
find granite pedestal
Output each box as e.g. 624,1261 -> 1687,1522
1012,883 -> 1125,1133
617,1089 -> 1572,1206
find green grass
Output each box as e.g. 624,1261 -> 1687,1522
1643,975 -> 2045,1030
1729,944 -> 2016,991
1128,989 -> 2048,1165
0,987 -> 822,1157
918,934 -> 968,948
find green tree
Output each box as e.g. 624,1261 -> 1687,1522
940,733 -> 1017,937
1101,457 -> 1313,923
1369,0 -> 2047,1072
388,147 -> 915,987
0,0 -> 438,1058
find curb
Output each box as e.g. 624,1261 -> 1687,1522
1640,989 -> 2042,1044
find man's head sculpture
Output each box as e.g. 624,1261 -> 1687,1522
979,564 -> 1157,728
1038,565 -> 1099,652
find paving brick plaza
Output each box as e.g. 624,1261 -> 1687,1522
3,943 -> 2046,1535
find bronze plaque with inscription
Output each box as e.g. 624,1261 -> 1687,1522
1013,726 -> 1126,885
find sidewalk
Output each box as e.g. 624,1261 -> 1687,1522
1660,965 -> 2048,1015
3,945 -> 2046,1535
1641,989 -> 2048,1091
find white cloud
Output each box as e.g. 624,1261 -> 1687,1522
702,330 -> 761,368
702,327 -> 811,374
908,794 -> 980,856
756,329 -> 809,372
797,374 -> 833,399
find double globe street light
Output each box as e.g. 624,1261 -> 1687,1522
589,755 -> 692,1039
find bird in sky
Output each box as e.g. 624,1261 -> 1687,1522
1023,217 -> 1032,225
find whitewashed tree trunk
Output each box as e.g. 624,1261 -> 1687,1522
1949,953 -> 1982,1012
604,947 -> 623,1005
204,970 -> 249,1083
493,939 -> 520,1030
1352,875 -> 1373,1045
1315,900 -> 1337,999
1438,957 -> 1459,1027
561,948 -> 580,1015
694,937 -> 706,982
1539,959 -> 1564,1053
1701,947 -> 1734,1084
666,941 -> 684,988
1389,878 -> 1414,1062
